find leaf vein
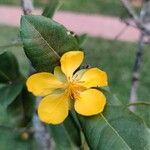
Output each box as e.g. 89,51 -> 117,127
101,113 -> 132,150
23,17 -> 60,59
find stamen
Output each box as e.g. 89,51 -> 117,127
65,77 -> 86,101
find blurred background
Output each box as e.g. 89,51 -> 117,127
0,0 -> 149,149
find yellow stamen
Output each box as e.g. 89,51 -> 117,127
64,79 -> 86,101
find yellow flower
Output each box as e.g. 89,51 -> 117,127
26,51 -> 108,124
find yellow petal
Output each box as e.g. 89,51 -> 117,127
79,68 -> 108,88
26,72 -> 63,96
54,66 -> 67,82
74,89 -> 106,116
38,93 -> 69,124
60,51 -> 84,78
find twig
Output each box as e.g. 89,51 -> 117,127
21,0 -> 33,15
121,0 -> 138,20
129,32 -> 145,111
121,0 -> 150,35
123,19 -> 139,29
127,101 -> 150,107
121,0 -> 150,111
114,24 -> 129,40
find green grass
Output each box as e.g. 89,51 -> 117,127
0,0 -> 127,16
61,0 -> 126,16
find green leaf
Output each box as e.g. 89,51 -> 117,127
20,86 -> 36,124
42,0 -> 60,18
0,51 -> 25,108
49,114 -> 81,150
20,15 -> 79,72
76,89 -> 150,150
7,91 -> 35,127
0,40 -> 23,54
0,83 -> 23,108
49,125 -> 76,150
63,114 -> 81,147
77,34 -> 87,46
132,102 -> 150,128
10,46 -> 30,78
0,52 -> 21,83
100,87 -> 122,105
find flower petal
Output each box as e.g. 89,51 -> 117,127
26,73 -> 63,96
74,89 -> 106,116
38,93 -> 69,124
79,68 -> 108,88
54,66 -> 67,82
60,51 -> 84,78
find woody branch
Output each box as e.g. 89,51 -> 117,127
121,0 -> 150,110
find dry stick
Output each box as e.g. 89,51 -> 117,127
113,18 -> 142,41
114,24 -> 129,40
121,0 -> 150,34
21,0 -> 33,15
20,0 -> 52,149
129,33 -> 145,111
121,0 -> 138,20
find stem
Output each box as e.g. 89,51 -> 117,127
114,24 -> 129,40
129,32 -> 145,111
127,101 -> 150,107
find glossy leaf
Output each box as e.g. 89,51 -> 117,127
20,86 -> 36,123
134,103 -> 150,128
0,51 -> 24,108
77,34 -> 87,46
20,15 -> 79,72
0,52 -> 20,83
7,91 -> 35,126
0,83 -> 23,108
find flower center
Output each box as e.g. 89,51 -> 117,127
65,80 -> 85,100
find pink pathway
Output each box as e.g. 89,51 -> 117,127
0,5 -> 140,42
